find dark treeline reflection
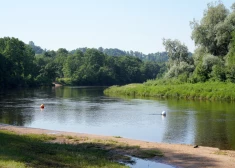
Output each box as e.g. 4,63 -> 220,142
0,86 -> 59,126
0,89 -> 36,126
54,86 -> 106,100
0,107 -> 32,126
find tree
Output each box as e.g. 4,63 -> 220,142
44,50 -> 56,58
225,31 -> 235,82
54,48 -> 69,78
103,48 -> 126,57
163,39 -> 190,64
98,47 -> 104,52
163,39 -> 194,79
140,62 -> 160,80
231,3 -> 235,11
115,56 -> 142,84
57,48 -> 68,55
189,2 -> 235,82
190,2 -> 235,56
28,41 -> 44,54
62,51 -> 83,78
34,54 -> 57,85
0,53 -> 7,87
71,49 -> 106,85
22,45 -> 36,85
0,37 -> 36,87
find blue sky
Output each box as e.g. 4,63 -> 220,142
1,0 -> 234,54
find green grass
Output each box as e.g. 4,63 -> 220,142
104,81 -> 235,101
0,130 -> 163,168
0,130 -> 128,168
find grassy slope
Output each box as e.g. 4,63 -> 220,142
0,130 -> 163,168
104,82 -> 235,101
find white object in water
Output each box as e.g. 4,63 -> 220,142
161,111 -> 166,116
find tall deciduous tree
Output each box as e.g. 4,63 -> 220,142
163,39 -> 194,79
225,31 -> 235,82
54,48 -> 69,78
190,2 -> 235,56
63,50 -> 83,78
0,37 -> 35,87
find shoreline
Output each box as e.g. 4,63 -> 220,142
1,124 -> 235,168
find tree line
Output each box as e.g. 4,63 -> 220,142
0,39 -> 165,88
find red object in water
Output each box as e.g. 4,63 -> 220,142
40,104 -> 44,108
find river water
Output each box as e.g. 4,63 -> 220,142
0,86 -> 235,150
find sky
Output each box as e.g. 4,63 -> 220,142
0,0 -> 234,54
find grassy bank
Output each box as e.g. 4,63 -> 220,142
0,130 -> 163,168
104,81 -> 235,101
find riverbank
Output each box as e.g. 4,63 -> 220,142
1,124 -> 235,168
104,82 -> 235,101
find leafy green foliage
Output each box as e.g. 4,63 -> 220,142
189,2 -> 235,83
60,49 -> 164,86
162,39 -> 194,79
71,47 -> 169,62
0,38 -> 165,88
225,31 -> 235,82
0,37 -> 36,88
190,2 -> 232,56
34,54 -> 57,85
0,53 -> 7,88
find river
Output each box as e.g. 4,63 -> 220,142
0,86 -> 235,150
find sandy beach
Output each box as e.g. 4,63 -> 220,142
1,124 -> 235,168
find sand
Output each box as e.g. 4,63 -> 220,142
1,124 -> 235,168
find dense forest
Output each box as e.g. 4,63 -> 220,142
0,2 -> 234,89
0,39 -> 166,88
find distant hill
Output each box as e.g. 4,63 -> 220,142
28,41 -> 44,54
28,41 -> 193,63
70,47 -> 169,63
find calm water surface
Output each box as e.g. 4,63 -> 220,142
0,86 -> 235,150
